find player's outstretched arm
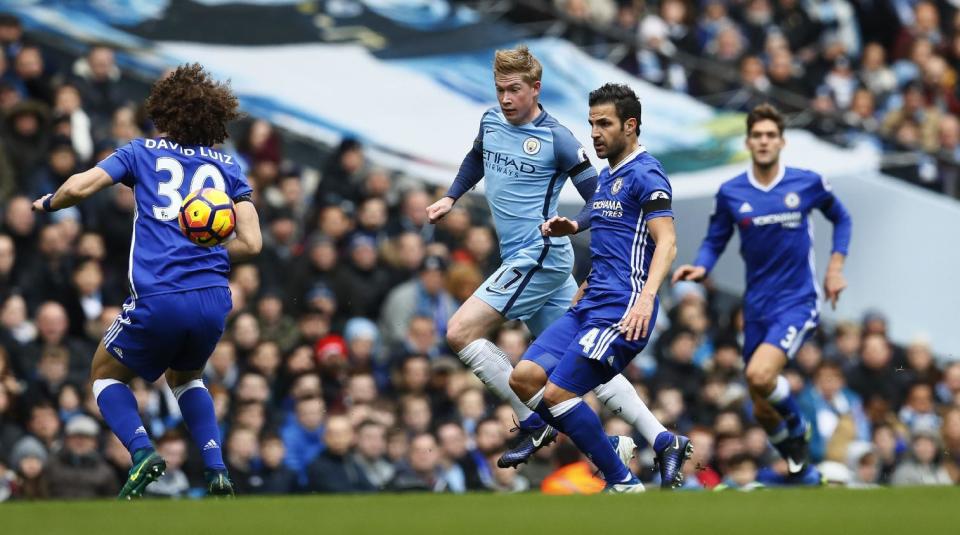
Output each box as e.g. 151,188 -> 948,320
620,216 -> 677,341
823,252 -> 847,310
32,167 -> 114,212
225,200 -> 262,260
818,191 -> 852,310
428,144 -> 485,224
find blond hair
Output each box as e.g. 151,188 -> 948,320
493,45 -> 542,84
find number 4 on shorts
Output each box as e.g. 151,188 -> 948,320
579,328 -> 600,354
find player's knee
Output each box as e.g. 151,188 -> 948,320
446,317 -> 475,353
509,364 -> 544,400
543,383 -> 574,407
744,364 -> 777,394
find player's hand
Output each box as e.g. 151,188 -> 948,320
32,194 -> 52,212
824,270 -> 846,310
426,196 -> 455,224
619,293 -> 655,341
671,264 -> 707,284
541,216 -> 578,237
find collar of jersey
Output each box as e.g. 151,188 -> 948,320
501,104 -> 549,127
746,163 -> 786,192
608,145 -> 646,174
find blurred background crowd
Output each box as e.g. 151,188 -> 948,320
493,0 -> 960,196
0,8 -> 957,500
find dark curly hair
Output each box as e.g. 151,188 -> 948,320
588,83 -> 641,136
144,63 -> 240,146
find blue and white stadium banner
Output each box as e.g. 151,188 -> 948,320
6,0 -> 747,191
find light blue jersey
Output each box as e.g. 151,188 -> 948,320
475,105 -> 596,258
465,105 -> 596,332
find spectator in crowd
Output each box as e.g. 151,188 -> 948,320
799,362 -> 870,463
45,414 -> 117,499
891,429 -> 953,486
388,432 -> 458,493
379,255 -> 456,352
256,433 -> 298,494
436,420 -> 487,491
352,419 -> 394,489
145,431 -> 191,497
332,234 -> 391,320
307,415 -> 373,493
69,46 -> 135,140
9,435 -> 48,499
280,395 -> 326,485
846,332 -> 902,408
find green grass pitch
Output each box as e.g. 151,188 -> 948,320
3,487 -> 957,535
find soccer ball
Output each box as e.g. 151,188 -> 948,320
178,188 -> 236,247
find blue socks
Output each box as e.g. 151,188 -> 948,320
175,382 -> 226,471
536,398 -> 630,484
653,430 -> 675,453
767,376 -> 806,439
772,397 -> 806,438
95,381 -> 153,457
518,412 -> 546,431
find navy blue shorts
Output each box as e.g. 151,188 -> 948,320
521,291 -> 659,396
743,300 -> 819,362
103,286 -> 232,381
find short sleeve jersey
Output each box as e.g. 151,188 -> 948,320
474,106 -> 596,258
97,138 -> 253,298
586,147 -> 673,295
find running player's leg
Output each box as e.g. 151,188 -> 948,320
497,308 -> 579,468
168,287 -> 233,495
745,305 -> 819,474
446,296 -> 542,428
538,353 -> 634,488
449,249 -> 563,430
91,343 -> 151,457
94,296 -> 172,498
529,276 -> 667,448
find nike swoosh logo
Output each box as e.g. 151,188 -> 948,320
129,456 -> 149,481
532,428 -> 550,448
786,457 -> 804,474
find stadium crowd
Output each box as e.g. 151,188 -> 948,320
549,0 -> 960,196
0,12 -> 957,500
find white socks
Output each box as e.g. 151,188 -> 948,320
171,379 -> 206,401
457,339 -> 667,442
458,339 -> 535,421
767,375 -> 790,403
548,397 -> 581,418
92,378 -> 123,400
593,374 -> 666,445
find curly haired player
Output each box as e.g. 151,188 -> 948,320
32,64 -> 262,498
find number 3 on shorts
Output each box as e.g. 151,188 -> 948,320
579,328 -> 600,354
779,325 -> 798,350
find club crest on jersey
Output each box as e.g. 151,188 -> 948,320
522,137 -> 541,155
611,177 -> 624,194
784,192 -> 800,208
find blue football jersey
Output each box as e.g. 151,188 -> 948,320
97,138 -> 253,298
474,106 -> 596,258
586,147 -> 673,295
693,166 -> 851,318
